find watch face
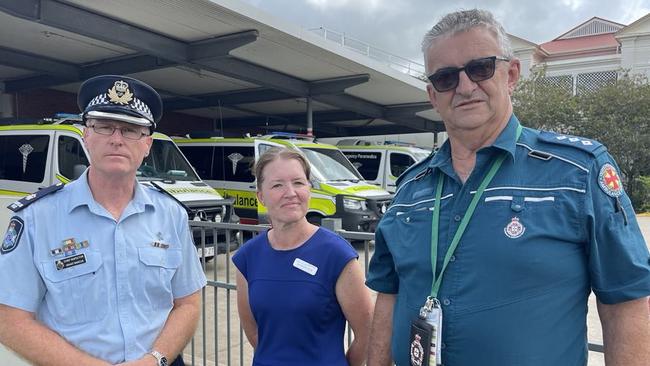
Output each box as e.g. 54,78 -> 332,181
160,356 -> 168,366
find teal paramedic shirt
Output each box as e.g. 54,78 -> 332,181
366,115 -> 650,366
0,170 -> 207,364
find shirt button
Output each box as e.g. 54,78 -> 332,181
450,255 -> 456,262
406,217 -> 411,223
441,342 -> 446,349
442,298 -> 451,306
454,215 -> 461,222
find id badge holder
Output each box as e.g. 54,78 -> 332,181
411,297 -> 442,366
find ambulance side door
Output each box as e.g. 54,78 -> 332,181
386,151 -> 416,193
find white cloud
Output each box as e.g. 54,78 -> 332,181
620,0 -> 650,24
561,0 -> 584,11
306,0 -> 387,11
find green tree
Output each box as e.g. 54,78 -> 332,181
512,68 -> 581,133
577,73 -> 650,209
513,69 -> 650,211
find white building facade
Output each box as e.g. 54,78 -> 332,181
511,15 -> 650,94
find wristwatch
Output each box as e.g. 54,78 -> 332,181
149,350 -> 168,366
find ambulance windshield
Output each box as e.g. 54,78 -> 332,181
137,139 -> 200,181
300,147 -> 363,182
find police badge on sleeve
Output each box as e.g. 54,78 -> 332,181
1,216 -> 24,254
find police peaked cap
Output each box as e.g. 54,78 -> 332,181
78,75 -> 162,130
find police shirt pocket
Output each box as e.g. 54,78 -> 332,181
137,247 -> 182,311
41,251 -> 106,325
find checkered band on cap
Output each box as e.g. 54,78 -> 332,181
129,97 -> 154,122
85,93 -> 153,122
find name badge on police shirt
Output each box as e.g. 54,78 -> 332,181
410,297 -> 442,366
293,258 -> 318,275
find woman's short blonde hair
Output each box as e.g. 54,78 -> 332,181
254,146 -> 311,190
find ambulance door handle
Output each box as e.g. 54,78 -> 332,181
248,185 -> 256,189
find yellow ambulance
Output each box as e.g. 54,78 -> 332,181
337,139 -> 432,193
175,133 -> 393,233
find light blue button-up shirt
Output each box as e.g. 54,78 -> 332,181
0,170 -> 206,363
367,115 -> 650,366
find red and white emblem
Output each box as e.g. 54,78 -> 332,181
504,217 -> 525,239
598,163 -> 623,198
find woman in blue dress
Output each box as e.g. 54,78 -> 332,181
233,147 -> 373,366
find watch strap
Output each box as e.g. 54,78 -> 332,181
149,350 -> 167,366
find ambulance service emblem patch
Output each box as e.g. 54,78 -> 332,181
504,217 -> 525,239
2,216 -> 24,254
410,334 -> 424,366
598,163 -> 623,198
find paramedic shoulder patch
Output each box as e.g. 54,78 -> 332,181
598,163 -> 624,198
2,216 -> 24,254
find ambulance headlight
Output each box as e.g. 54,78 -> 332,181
343,197 -> 366,211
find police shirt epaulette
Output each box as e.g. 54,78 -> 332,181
537,131 -> 605,156
148,181 -> 193,216
7,182 -> 65,212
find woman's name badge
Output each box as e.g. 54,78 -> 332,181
293,258 -> 318,275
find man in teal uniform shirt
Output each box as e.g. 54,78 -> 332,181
366,9 -> 650,366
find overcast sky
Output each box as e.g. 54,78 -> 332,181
239,0 -> 650,64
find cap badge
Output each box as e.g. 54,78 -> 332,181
107,80 -> 134,105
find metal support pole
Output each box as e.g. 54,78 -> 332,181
306,97 -> 313,136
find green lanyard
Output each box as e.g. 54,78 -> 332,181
429,124 -> 522,298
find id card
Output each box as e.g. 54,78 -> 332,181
409,317 -> 433,366
423,306 -> 443,365
411,297 -> 442,366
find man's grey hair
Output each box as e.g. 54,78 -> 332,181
421,9 -> 514,74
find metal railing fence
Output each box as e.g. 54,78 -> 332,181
308,26 -> 426,79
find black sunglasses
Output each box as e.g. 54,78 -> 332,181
427,56 -> 510,92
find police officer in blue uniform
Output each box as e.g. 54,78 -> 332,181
0,75 -> 206,366
366,9 -> 650,366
